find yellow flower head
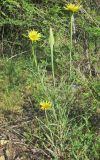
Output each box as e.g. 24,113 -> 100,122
64,3 -> 81,13
40,101 -> 52,110
28,30 -> 41,42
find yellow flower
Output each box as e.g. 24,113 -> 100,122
64,3 -> 81,13
40,101 -> 52,110
28,30 -> 41,42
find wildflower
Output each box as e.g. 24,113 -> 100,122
64,3 -> 81,13
28,30 -> 41,42
40,101 -> 52,110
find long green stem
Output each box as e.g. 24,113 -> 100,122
49,27 -> 55,86
51,45 -> 55,86
32,44 -> 37,68
45,110 -> 49,124
69,14 -> 74,79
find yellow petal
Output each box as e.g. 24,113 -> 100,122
0,155 -> 5,160
0,140 -> 8,145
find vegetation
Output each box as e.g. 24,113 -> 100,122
0,0 -> 100,159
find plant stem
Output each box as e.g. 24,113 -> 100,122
45,110 -> 49,124
32,43 -> 37,68
49,27 -> 55,86
69,14 -> 74,79
51,45 -> 55,86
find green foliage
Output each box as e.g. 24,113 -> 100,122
0,0 -> 100,159
0,0 -> 66,56
86,27 -> 100,37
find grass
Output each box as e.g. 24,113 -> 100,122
0,1 -> 100,159
0,50 -> 100,159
